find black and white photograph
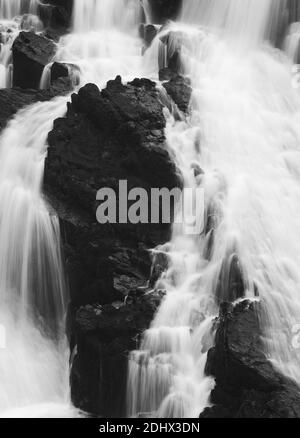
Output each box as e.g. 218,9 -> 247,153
0,0 -> 300,425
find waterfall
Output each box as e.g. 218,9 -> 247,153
72,0 -> 143,33
4,0 -> 300,420
141,0 -> 152,23
53,0 -> 151,88
180,0 -> 288,45
0,0 -> 41,88
0,0 -> 152,418
0,97 -> 80,417
128,0 -> 300,418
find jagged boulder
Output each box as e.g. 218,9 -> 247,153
161,69 -> 192,113
12,31 -> 56,89
140,24 -> 159,48
202,300 -> 300,418
149,0 -> 182,22
70,289 -> 165,417
39,0 -> 74,32
44,76 -> 181,416
50,61 -> 69,82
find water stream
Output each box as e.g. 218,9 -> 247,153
1,0 -> 300,419
128,0 -> 300,418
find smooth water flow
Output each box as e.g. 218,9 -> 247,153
73,0 -> 142,32
48,0 -> 147,88
0,97 -> 78,417
2,0 -> 300,419
0,0 -> 149,418
128,0 -> 300,418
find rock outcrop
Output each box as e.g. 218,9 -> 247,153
140,24 -> 159,48
44,76 -> 181,416
70,289 -> 165,417
50,62 -> 69,83
202,300 -> 300,418
39,0 -> 74,33
160,68 -> 192,114
149,0 -> 182,23
38,0 -> 182,32
12,31 -> 56,89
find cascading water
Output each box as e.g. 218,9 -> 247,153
285,21 -> 300,62
49,0 -> 148,88
72,0 -> 142,33
0,0 -> 151,418
128,0 -> 300,418
0,97 -> 80,417
0,0 -> 39,19
3,0 -> 300,420
0,0 -> 41,88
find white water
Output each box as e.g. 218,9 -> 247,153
0,97 -> 79,417
50,0 -> 150,88
0,1 -> 39,19
0,0 -> 150,419
73,0 -> 142,33
285,22 -> 300,62
0,1 -> 77,419
128,0 -> 300,418
0,0 -> 41,88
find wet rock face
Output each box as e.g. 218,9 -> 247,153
202,300 -> 300,418
39,0 -> 74,32
45,76 -> 181,223
12,31 -> 56,89
161,70 -> 192,114
44,76 -> 181,416
70,289 -> 165,417
149,0 -> 182,23
139,24 -> 159,48
50,61 -> 69,83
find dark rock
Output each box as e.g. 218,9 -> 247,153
44,76 -> 181,416
42,28 -> 62,43
191,162 -> 204,178
0,77 -> 72,132
203,300 -> 300,418
45,77 -> 181,218
149,249 -> 169,287
140,24 -> 159,47
162,73 -> 192,113
70,289 -> 165,417
39,0 -> 73,32
215,253 -> 245,303
50,4 -> 72,30
149,0 -> 182,23
51,62 -> 69,82
12,31 -> 56,89
159,67 -> 179,82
